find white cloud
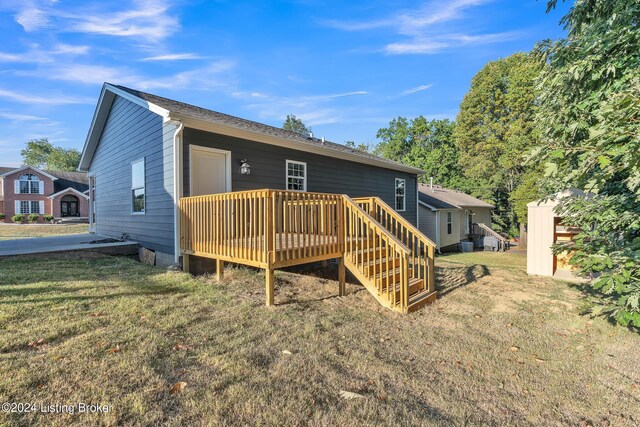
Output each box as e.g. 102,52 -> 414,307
0,112 -> 47,121
141,53 -> 204,61
0,88 -> 92,105
0,43 -> 90,63
236,90 -> 368,126
13,0 -> 179,42
324,0 -> 515,55
37,60 -> 237,91
400,84 -> 434,96
15,7 -> 48,31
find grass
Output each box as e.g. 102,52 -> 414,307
0,224 -> 88,241
0,251 -> 639,426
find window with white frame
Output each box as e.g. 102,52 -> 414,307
447,212 -> 453,235
19,173 -> 41,194
394,178 -> 405,211
17,200 -> 41,214
131,159 -> 145,213
286,160 -> 306,191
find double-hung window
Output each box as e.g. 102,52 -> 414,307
447,212 -> 453,235
394,178 -> 405,211
131,159 -> 145,214
286,160 -> 306,191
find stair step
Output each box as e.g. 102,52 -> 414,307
363,256 -> 401,275
374,266 -> 414,284
406,289 -> 438,313
390,278 -> 423,302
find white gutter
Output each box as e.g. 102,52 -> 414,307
172,121 -> 184,264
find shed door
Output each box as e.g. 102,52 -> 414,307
190,146 -> 231,196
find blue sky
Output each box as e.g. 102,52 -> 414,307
0,0 -> 571,167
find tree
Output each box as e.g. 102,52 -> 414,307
20,138 -> 81,171
454,52 -> 542,234
282,114 -> 311,137
375,117 -> 465,188
345,140 -> 371,153
533,1 -> 640,327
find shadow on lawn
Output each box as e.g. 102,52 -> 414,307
436,264 -> 491,297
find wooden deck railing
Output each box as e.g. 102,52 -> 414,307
354,197 -> 436,294
180,189 -> 343,269
343,196 -> 412,309
180,190 -> 437,313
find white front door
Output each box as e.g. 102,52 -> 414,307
189,146 -> 231,196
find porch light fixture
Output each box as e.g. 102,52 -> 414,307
240,159 -> 251,175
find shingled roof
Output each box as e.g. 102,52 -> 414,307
418,184 -> 494,210
110,84 -> 422,174
0,166 -> 88,193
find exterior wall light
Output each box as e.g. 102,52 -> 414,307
240,159 -> 251,175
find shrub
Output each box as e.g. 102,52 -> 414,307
43,214 -> 54,223
11,214 -> 25,223
27,214 -> 40,223
0,213 -> 5,220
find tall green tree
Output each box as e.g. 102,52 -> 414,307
454,52 -> 542,233
375,117 -> 464,188
534,1 -> 640,327
282,114 -> 311,137
20,138 -> 81,171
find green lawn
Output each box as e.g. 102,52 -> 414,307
0,251 -> 638,426
0,224 -> 88,241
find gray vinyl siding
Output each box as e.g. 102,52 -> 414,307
418,206 -> 438,247
88,96 -> 175,254
183,127 -> 418,225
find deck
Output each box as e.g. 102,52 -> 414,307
180,189 -> 437,313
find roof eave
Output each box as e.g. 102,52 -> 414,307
78,83 -> 170,172
172,114 -> 424,175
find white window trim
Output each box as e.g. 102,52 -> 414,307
286,160 -> 307,192
395,178 -> 406,212
131,158 -> 146,215
447,211 -> 453,235
15,200 -> 43,214
16,174 -> 43,195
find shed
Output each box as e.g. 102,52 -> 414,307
526,190 -> 584,280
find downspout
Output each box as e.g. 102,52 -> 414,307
435,210 -> 441,253
172,121 -> 184,264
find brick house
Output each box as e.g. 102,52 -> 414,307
0,166 -> 89,223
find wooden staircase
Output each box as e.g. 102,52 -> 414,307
180,189 -> 437,314
472,222 -> 510,252
343,196 -> 437,313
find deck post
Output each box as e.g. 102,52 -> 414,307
182,254 -> 190,274
216,259 -> 224,281
338,257 -> 346,296
265,268 -> 275,306
427,245 -> 435,293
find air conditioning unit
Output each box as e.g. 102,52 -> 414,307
461,241 -> 474,252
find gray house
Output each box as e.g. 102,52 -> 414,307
418,184 -> 497,252
79,83 -> 423,266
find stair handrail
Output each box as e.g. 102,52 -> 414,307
354,196 -> 436,294
473,223 -> 510,251
343,195 -> 412,308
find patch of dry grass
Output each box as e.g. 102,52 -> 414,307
0,252 -> 638,426
0,224 -> 88,240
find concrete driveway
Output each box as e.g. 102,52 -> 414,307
0,234 -> 138,257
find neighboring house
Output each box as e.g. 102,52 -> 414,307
78,83 -> 424,266
0,166 -> 89,222
417,183 -> 495,252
